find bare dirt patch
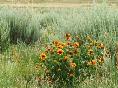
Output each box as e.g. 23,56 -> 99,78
0,3 -> 91,8
0,3 -> 117,8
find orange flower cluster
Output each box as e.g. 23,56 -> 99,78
45,46 -> 54,54
39,33 -> 106,85
53,40 -> 66,49
66,33 -> 71,41
97,56 -> 104,63
57,44 -> 64,49
40,53 -> 47,61
66,41 -> 72,46
87,49 -> 94,56
53,40 -> 61,46
97,43 -> 104,49
57,49 -> 64,55
70,62 -> 77,68
73,42 -> 80,48
63,56 -> 69,61
86,36 -> 105,50
87,60 -> 96,66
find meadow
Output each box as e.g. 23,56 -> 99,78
0,2 -> 118,88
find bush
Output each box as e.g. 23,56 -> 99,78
39,33 -> 106,87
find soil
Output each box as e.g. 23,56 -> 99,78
0,3 -> 117,8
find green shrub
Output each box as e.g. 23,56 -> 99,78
39,33 -> 106,87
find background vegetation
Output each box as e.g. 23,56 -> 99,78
0,2 -> 118,88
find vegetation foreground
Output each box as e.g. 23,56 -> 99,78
0,3 -> 118,88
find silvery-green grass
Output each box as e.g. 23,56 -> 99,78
0,3 -> 118,88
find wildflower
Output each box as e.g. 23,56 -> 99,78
97,43 -> 104,49
66,37 -> 71,41
91,60 -> 96,65
63,56 -> 69,61
87,49 -> 94,56
61,43 -> 67,47
57,49 -> 64,55
53,40 -> 60,46
66,41 -> 72,46
66,33 -> 71,38
98,59 -> 103,63
70,62 -> 77,68
46,46 -> 52,51
46,47 -> 54,54
65,33 -> 71,41
40,53 -> 47,61
97,56 -> 104,63
73,49 -> 78,54
87,61 -> 92,65
87,60 -> 96,65
57,45 -> 64,49
73,42 -> 80,48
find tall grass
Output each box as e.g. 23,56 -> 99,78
0,4 -> 117,44
0,3 -> 118,87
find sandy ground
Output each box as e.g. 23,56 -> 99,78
0,3 -> 92,8
0,3 -> 118,8
0,3 -> 117,8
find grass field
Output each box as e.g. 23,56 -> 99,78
0,1 -> 118,88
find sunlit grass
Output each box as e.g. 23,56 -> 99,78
0,3 -> 118,88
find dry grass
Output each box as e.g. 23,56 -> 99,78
0,3 -> 93,8
0,0 -> 118,3
116,43 -> 118,68
0,3 -> 117,8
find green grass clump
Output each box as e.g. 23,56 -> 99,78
0,18 -> 10,52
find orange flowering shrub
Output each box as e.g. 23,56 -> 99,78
39,33 -> 105,87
